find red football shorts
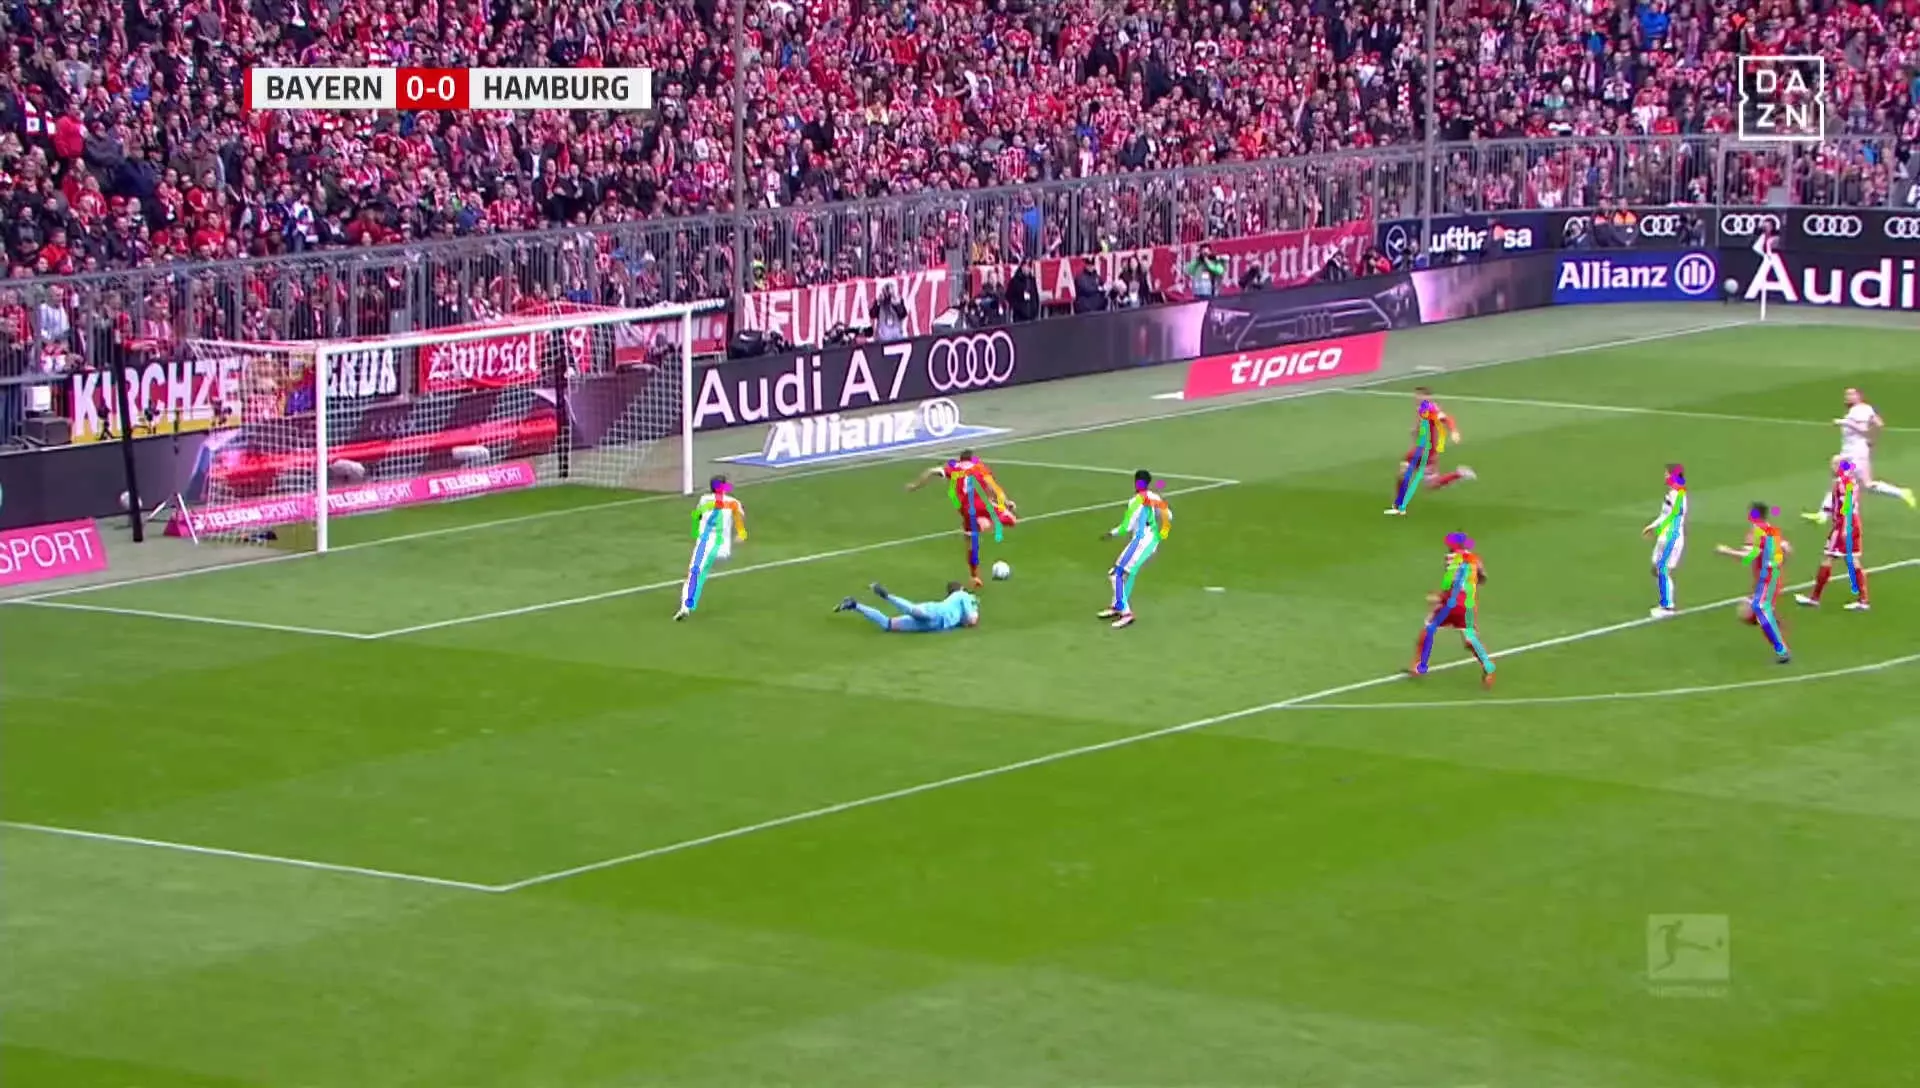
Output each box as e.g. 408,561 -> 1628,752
961,500 -> 1015,530
1426,603 -> 1469,630
1825,521 -> 1861,558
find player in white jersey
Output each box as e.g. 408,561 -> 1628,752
1643,464 -> 1688,618
1807,388 -> 1915,521
675,476 -> 748,621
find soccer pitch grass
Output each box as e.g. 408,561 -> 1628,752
6,307 -> 1920,1087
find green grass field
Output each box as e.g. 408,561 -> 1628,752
6,309 -> 1920,1087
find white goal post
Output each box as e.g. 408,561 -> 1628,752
170,298 -> 725,553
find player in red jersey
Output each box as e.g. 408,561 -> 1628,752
1796,456 -> 1871,611
1716,503 -> 1792,663
1387,388 -> 1475,515
1409,532 -> 1496,688
908,449 -> 1018,586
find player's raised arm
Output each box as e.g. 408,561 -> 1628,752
1104,497 -> 1141,539
906,464 -> 946,492
977,462 -> 1014,510
728,495 -> 748,541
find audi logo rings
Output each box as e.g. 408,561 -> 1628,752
926,330 -> 1017,392
1293,308 -> 1337,340
1801,214 -> 1865,238
1720,213 -> 1781,235
1638,214 -> 1683,238
1883,216 -> 1920,240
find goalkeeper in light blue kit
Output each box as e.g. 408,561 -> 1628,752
835,581 -> 980,632
674,476 -> 747,621
1098,469 -> 1173,629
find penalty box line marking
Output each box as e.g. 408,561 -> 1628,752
1292,650 -> 1920,711
7,600 -> 377,640
18,320 -> 1749,607
0,821 -> 498,893
21,557 -> 1912,897
1339,388 -> 1920,435
366,479 -> 1241,640
989,458 -> 1241,485
494,554 -> 1918,892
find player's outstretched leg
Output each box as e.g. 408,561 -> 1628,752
1753,605 -> 1791,663
965,523 -> 985,588
1462,626 -> 1496,689
676,556 -> 713,621
1427,466 -> 1476,491
1804,487 -> 1835,524
1796,562 -> 1832,608
1386,457 -> 1424,515
1867,478 -> 1918,507
874,584 -> 938,622
1409,621 -> 1441,676
840,598 -> 898,630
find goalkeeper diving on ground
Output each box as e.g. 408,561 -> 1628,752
835,582 -> 981,632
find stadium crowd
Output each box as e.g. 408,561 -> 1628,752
0,0 -> 1914,284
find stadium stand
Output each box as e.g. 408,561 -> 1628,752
1,0 -> 1915,438
2,0 -> 1913,278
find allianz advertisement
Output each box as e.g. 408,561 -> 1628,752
719,397 -> 1007,469
1552,250 -> 1721,304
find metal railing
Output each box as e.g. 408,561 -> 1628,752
0,134 -> 1906,384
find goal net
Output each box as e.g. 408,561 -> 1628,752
165,299 -> 723,552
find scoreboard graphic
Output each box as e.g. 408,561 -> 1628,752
243,68 -> 654,112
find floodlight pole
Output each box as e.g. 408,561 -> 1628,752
731,0 -> 749,324
1421,0 -> 1438,261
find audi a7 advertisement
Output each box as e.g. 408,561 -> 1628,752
691,304 -> 1209,430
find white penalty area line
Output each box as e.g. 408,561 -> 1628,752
493,554 -> 1917,892
0,821 -> 498,893
20,556 -> 1912,897
989,458 -> 1240,485
5,599 -> 378,640
367,478 -> 1241,640
1338,388 -> 1920,435
15,319 -> 1753,607
1295,650 -> 1920,712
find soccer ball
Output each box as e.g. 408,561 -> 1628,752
991,560 -> 1012,581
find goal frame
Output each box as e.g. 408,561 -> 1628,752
192,298 -> 722,553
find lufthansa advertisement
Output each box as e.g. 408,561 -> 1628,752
1376,212 -> 1551,262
